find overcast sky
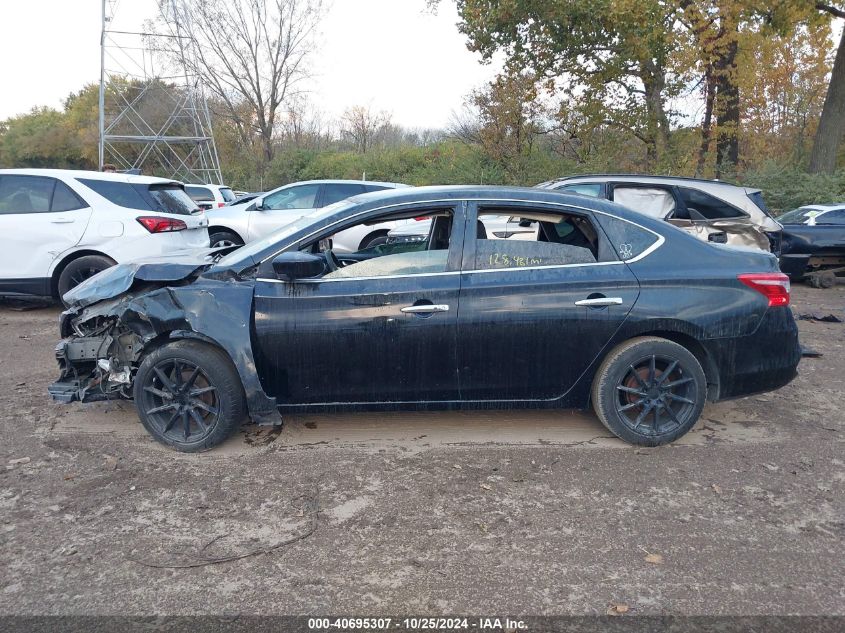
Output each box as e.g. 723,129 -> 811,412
0,0 -> 500,128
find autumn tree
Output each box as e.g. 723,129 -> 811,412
451,71 -> 548,180
436,0 -> 691,167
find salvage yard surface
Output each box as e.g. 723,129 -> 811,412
1,285 -> 844,616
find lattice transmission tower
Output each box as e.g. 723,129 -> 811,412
98,0 -> 223,184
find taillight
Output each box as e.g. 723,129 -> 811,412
136,216 -> 188,233
738,273 -> 790,307
218,202 -> 225,207
414,216 -> 430,221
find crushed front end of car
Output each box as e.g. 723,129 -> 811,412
49,258 -> 282,426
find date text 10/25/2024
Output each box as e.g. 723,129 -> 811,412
307,617 -> 528,631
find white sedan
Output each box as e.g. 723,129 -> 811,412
204,179 -> 410,252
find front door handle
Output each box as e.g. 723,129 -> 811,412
575,297 -> 623,307
400,304 -> 450,314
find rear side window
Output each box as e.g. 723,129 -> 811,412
148,185 -> 199,215
79,179 -> 150,209
678,187 -> 745,219
472,210 -> 601,270
185,185 -> 213,201
78,178 -> 198,215
593,213 -> 660,261
323,183 -> 367,206
0,176 -> 86,214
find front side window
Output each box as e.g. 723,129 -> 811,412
302,207 -> 455,280
471,209 -> 600,270
678,187 -> 745,220
0,175 -> 55,214
322,183 -> 367,206
263,184 -> 320,210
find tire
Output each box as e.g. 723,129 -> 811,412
807,271 -> 836,289
591,336 -> 707,446
57,255 -> 115,305
359,232 -> 389,250
209,230 -> 244,249
133,340 -> 246,452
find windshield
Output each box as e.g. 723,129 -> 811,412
216,199 -> 357,266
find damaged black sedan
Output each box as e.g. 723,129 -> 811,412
50,186 -> 801,451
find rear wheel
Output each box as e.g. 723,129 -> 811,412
57,255 -> 115,305
591,337 -> 706,446
209,230 -> 244,249
134,340 -> 246,452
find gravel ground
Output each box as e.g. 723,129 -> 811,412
0,284 -> 843,617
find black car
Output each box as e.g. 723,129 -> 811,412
50,186 -> 801,451
777,204 -> 845,287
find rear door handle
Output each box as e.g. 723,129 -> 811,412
575,297 -> 623,307
401,304 -> 450,314
50,217 -> 75,224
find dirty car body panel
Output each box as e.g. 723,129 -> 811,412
50,186 -> 801,448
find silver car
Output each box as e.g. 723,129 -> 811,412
205,179 -> 410,252
536,175 -> 782,252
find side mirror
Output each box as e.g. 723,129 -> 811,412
252,196 -> 265,211
271,251 -> 325,281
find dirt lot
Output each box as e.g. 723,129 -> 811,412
0,284 -> 843,617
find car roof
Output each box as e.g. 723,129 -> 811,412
538,173 -> 760,193
337,184 -> 664,225
0,168 -> 177,186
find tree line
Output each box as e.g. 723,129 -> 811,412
0,0 -> 844,212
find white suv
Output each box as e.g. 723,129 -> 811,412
0,169 -> 209,303
185,184 -> 236,211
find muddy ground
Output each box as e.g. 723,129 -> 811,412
0,284 -> 843,617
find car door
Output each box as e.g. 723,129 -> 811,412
456,201 -> 640,401
252,201 -> 467,405
247,183 -> 323,241
0,175 -> 91,292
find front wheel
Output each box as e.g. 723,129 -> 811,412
209,230 -> 244,249
134,340 -> 246,452
591,337 -> 707,446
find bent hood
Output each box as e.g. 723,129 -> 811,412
63,250 -> 216,308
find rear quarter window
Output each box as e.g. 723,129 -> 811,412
78,179 -> 198,215
593,213 -> 661,261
